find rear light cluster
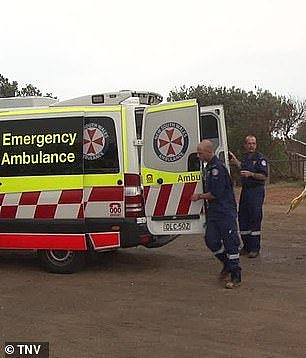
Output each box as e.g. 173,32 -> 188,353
124,174 -> 145,218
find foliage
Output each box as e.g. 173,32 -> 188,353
168,85 -> 306,163
294,121 -> 306,142
0,74 -> 56,98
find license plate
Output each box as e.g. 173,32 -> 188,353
163,221 -> 191,232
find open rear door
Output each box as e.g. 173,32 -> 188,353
199,105 -> 230,169
141,100 -> 205,236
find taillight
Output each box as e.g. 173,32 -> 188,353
124,174 -> 145,217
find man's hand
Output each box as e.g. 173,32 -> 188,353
228,151 -> 240,167
240,170 -> 254,178
191,193 -> 202,201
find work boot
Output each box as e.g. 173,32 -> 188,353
248,251 -> 259,258
225,269 -> 241,289
219,264 -> 230,280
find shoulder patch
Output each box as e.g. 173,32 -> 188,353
212,168 -> 219,176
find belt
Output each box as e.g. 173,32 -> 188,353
242,183 -> 264,189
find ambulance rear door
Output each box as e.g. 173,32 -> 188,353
141,100 -> 204,236
199,105 -> 229,168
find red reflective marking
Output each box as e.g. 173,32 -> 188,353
59,190 -> 83,204
89,187 -> 123,201
19,192 -> 41,205
34,205 -> 57,218
176,182 -> 197,215
0,206 -> 18,218
153,184 -> 172,216
0,233 -> 87,250
143,186 -> 150,203
90,232 -> 120,248
77,205 -> 84,218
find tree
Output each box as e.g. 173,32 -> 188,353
0,73 -> 56,98
294,121 -> 306,142
17,84 -> 42,97
273,98 -> 306,140
167,85 -> 305,161
0,74 -> 18,97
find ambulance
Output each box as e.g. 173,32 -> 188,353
0,91 -> 229,273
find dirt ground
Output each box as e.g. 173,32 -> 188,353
1,183 -> 306,358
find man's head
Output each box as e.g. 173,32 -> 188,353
197,140 -> 215,162
244,135 -> 257,154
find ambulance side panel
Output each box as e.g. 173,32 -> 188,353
83,110 -> 123,250
82,107 -> 150,250
0,111 -> 86,250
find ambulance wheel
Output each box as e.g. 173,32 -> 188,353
37,250 -> 86,273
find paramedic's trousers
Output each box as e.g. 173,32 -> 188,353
205,217 -> 241,272
238,185 -> 265,253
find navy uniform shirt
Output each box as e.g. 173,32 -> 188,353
204,155 -> 237,220
240,152 -> 268,188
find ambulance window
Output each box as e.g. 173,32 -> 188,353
200,114 -> 218,139
135,108 -> 144,139
84,116 -> 119,174
200,114 -> 220,147
0,117 -> 83,177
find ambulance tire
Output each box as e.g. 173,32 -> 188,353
37,250 -> 86,274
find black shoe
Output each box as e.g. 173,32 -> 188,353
225,269 -> 241,289
248,251 -> 259,258
240,247 -> 249,256
219,265 -> 230,280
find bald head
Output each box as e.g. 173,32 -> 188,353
197,140 -> 215,162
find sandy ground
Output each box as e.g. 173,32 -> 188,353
1,183 -> 306,358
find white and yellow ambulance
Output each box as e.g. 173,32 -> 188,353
0,91 -> 229,272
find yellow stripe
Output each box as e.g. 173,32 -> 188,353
0,173 -> 125,193
146,100 -> 197,113
0,175 -> 83,194
0,106 -> 121,117
141,168 -> 201,186
121,107 -> 128,172
84,174 -> 124,187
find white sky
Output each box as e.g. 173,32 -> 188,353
1,0 -> 306,101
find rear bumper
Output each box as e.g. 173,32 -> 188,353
118,219 -> 178,248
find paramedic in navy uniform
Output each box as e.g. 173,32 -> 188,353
191,140 -> 241,289
229,135 -> 268,258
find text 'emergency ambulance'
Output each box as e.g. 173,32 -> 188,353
1,132 -> 78,166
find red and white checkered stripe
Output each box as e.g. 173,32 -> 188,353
0,186 -> 124,219
143,182 -> 203,217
